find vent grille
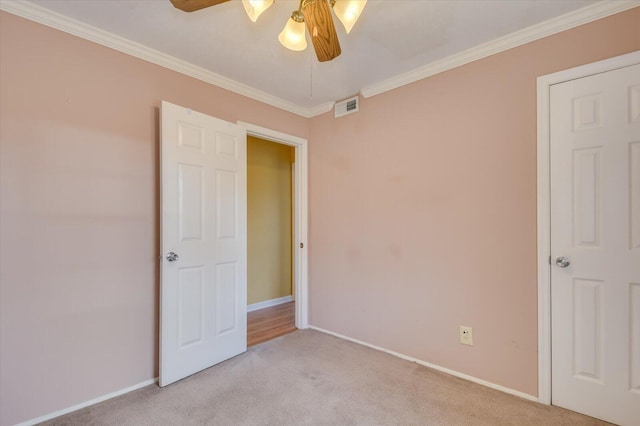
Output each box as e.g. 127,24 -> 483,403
335,95 -> 359,118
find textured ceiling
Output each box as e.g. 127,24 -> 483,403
24,0 -> 601,109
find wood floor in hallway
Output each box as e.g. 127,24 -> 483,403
247,301 -> 296,347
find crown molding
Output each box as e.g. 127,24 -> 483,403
2,1 -> 637,117
307,101 -> 335,117
0,0 -> 322,118
360,0 -> 640,99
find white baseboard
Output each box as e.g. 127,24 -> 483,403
16,377 -> 158,426
15,326 -> 536,425
247,295 -> 293,312
308,325 -> 539,403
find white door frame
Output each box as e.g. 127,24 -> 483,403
536,49 -> 640,404
238,121 -> 309,329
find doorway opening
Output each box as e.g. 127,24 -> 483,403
246,136 -> 295,346
239,122 -> 309,346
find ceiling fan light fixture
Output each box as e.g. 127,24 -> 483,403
331,0 -> 367,34
278,12 -> 307,52
241,0 -> 274,22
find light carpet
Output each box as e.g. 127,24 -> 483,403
43,329 -> 609,425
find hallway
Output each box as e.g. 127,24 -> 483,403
247,301 -> 296,347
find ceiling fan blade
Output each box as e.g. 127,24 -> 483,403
301,0 -> 341,62
170,0 -> 230,12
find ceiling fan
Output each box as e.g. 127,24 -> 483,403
170,0 -> 367,62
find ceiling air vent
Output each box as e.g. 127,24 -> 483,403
334,95 -> 359,118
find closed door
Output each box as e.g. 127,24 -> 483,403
160,101 -> 247,387
550,63 -> 640,425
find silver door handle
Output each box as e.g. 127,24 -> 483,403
166,252 -> 179,262
555,256 -> 570,268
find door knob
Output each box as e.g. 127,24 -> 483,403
555,256 -> 570,268
166,252 -> 179,262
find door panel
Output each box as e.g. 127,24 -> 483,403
550,63 -> 640,425
572,148 -> 601,246
215,261 -> 238,335
632,141 -> 640,249
216,169 -> 237,239
178,267 -> 204,348
572,278 -> 602,382
178,164 -> 204,241
160,101 -> 247,387
631,282 -> 640,392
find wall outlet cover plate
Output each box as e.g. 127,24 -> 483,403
459,326 -> 473,346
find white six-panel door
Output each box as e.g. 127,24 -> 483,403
550,63 -> 640,425
160,101 -> 247,387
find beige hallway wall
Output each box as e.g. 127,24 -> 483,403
307,8 -> 640,398
247,136 -> 294,305
0,11 -> 308,426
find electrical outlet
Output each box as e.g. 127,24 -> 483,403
459,326 -> 473,346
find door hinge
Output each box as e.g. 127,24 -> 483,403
300,242 -> 304,249
549,255 -> 551,265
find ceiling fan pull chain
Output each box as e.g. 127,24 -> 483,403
310,53 -> 314,99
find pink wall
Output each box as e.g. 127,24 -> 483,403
308,8 -> 640,397
0,12 -> 307,426
1,6 -> 640,425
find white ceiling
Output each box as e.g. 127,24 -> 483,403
20,0 -> 603,110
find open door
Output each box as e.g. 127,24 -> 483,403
160,101 -> 247,387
